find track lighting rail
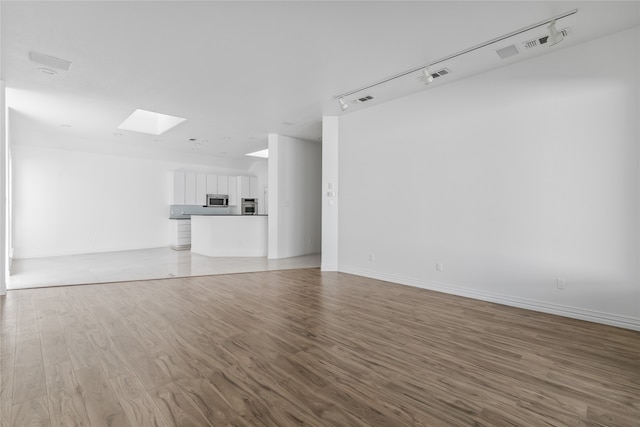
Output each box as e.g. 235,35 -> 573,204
333,9 -> 578,101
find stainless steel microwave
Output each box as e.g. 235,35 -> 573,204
207,194 -> 229,207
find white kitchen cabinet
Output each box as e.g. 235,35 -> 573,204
239,176 -> 250,198
250,176 -> 258,198
185,172 -> 197,205
228,176 -> 238,206
171,171 -> 186,205
195,174 -> 207,206
169,219 -> 191,250
171,172 -> 249,206
206,174 -> 218,195
217,175 -> 229,195
238,176 -> 259,199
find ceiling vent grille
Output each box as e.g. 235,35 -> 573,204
523,28 -> 572,49
355,95 -> 374,103
496,45 -> 520,59
431,68 -> 450,78
417,68 -> 451,84
29,51 -> 73,71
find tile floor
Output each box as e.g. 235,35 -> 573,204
8,247 -> 321,290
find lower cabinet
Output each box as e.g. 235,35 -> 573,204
169,219 -> 191,250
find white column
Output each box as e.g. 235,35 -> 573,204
321,116 -> 339,271
267,133 -> 279,259
1,81 -> 6,295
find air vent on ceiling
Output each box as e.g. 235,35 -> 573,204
431,68 -> 450,78
496,45 -> 520,59
417,68 -> 451,84
29,51 -> 73,71
523,28 -> 572,49
355,95 -> 374,103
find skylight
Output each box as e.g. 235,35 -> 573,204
246,149 -> 269,158
117,109 -> 186,135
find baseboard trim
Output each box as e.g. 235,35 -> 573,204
339,266 -> 640,331
321,264 -> 338,272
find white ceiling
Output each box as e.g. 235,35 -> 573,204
2,1 -> 639,160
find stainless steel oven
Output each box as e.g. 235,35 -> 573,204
241,198 -> 258,215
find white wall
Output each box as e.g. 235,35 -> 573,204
268,134 -> 322,259
1,82 -> 6,296
338,27 -> 640,330
11,144 -> 250,258
321,116 -> 339,271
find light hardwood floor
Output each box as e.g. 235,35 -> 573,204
1,268 -> 639,426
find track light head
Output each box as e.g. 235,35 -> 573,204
422,67 -> 434,85
339,97 -> 349,111
547,20 -> 564,46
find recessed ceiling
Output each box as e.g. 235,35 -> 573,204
1,1 -> 638,160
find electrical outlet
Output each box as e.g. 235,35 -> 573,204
436,262 -> 443,272
368,253 -> 375,262
557,279 -> 566,290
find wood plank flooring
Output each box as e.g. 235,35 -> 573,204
1,268 -> 639,426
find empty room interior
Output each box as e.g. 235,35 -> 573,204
1,1 -> 640,426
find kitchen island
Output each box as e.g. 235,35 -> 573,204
190,215 -> 268,257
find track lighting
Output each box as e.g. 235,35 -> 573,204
339,97 -> 349,111
547,20 -> 564,46
421,67 -> 434,85
332,9 -> 576,105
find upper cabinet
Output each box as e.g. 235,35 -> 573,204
196,174 -> 207,206
171,171 -> 186,205
250,177 -> 258,198
217,175 -> 229,195
238,176 -> 258,198
239,176 -> 250,199
228,176 -> 238,206
185,172 -> 197,205
206,174 -> 218,195
171,172 -> 253,206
